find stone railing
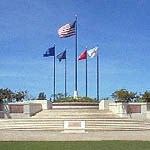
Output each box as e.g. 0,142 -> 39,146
0,100 -> 53,119
99,100 -> 150,120
31,100 -> 52,110
1,102 -> 42,119
23,103 -> 42,117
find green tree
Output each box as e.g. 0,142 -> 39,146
112,89 -> 137,102
15,91 -> 27,102
37,92 -> 46,100
0,88 -> 14,102
141,91 -> 150,102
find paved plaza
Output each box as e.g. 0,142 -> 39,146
0,130 -> 150,141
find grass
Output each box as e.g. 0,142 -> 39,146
0,141 -> 150,150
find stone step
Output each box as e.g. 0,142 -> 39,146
0,118 -> 142,123
0,120 -> 143,127
34,114 -> 115,117
50,108 -> 100,110
35,111 -> 112,114
0,122 -> 63,125
0,126 -> 63,130
32,116 -> 119,119
0,121 -> 148,131
87,123 -> 143,127
0,118 -> 139,122
34,110 -> 112,114
33,109 -> 115,119
0,126 -> 150,131
36,109 -> 109,113
86,127 -> 147,131
87,122 -> 142,125
33,112 -> 117,118
0,119 -> 141,124
1,108 -> 149,132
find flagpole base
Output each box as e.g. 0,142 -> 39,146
73,91 -> 78,99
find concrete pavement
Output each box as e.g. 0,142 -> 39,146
0,130 -> 150,141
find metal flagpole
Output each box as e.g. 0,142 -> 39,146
85,49 -> 87,97
97,48 -> 99,101
74,15 -> 78,99
65,54 -> 67,97
54,44 -> 56,101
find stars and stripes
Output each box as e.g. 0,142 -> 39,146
58,21 -> 76,38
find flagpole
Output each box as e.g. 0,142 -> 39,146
54,44 -> 56,101
97,48 -> 99,101
74,15 -> 78,99
85,49 -> 87,97
65,55 -> 67,97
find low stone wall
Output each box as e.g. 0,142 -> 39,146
0,112 -> 4,118
0,100 -> 52,118
108,101 -> 150,120
147,112 -> 150,119
2,102 -> 42,119
99,100 -> 111,110
9,104 -> 24,113
31,100 -> 52,110
24,103 -> 42,117
0,102 -> 4,118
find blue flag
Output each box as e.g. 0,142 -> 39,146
43,46 -> 55,57
57,50 -> 66,62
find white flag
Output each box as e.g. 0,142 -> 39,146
87,47 -> 98,58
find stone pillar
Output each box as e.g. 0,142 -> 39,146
99,100 -> 110,110
23,103 -> 30,117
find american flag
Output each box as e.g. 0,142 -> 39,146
58,21 -> 76,38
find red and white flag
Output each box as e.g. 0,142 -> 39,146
58,21 -> 76,38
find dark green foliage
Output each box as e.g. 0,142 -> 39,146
111,89 -> 150,103
55,96 -> 98,103
37,92 -> 46,100
141,91 -> 150,102
0,88 -> 14,102
50,93 -> 67,101
15,91 -> 27,102
0,88 -> 27,102
112,89 -> 137,102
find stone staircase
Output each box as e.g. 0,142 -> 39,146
0,108 -> 149,132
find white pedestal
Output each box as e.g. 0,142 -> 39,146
74,91 -> 78,99
62,121 -> 86,133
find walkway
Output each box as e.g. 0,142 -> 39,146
0,130 -> 150,141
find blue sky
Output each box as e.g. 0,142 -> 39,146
0,0 -> 150,99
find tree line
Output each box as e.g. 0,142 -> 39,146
0,88 -> 150,103
0,88 -> 27,102
112,89 -> 150,102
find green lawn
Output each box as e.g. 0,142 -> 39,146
0,141 -> 150,150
